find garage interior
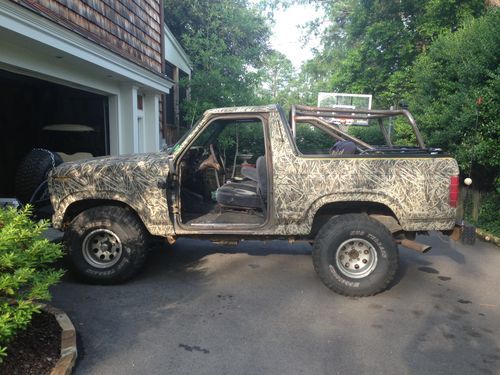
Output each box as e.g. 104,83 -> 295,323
0,69 -> 109,197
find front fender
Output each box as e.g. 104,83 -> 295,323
53,191 -> 174,237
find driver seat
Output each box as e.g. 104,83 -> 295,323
215,156 -> 267,209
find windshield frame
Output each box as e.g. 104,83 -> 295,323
165,117 -> 204,155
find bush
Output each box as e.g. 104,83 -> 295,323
463,189 -> 500,238
475,191 -> 500,237
409,9 -> 500,189
348,125 -> 386,146
0,206 -> 64,363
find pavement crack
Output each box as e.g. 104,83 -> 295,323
179,343 -> 210,354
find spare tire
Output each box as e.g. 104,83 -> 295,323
15,149 -> 63,203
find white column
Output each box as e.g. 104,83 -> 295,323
108,95 -> 120,155
118,85 -> 138,154
143,93 -> 160,152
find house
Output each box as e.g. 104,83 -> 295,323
163,24 -> 192,145
0,0 -> 191,197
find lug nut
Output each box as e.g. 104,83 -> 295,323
345,263 -> 350,268
355,264 -> 360,269
364,250 -> 369,254
362,259 -> 368,264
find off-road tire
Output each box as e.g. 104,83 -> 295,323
64,206 -> 149,284
312,213 -> 399,297
15,149 -> 63,203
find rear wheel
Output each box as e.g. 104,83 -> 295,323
64,206 -> 149,284
312,214 -> 399,296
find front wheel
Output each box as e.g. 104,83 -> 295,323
64,206 -> 149,284
312,214 -> 399,297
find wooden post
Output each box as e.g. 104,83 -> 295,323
457,188 -> 466,221
472,190 -> 481,221
173,66 -> 180,139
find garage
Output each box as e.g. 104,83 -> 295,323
1,1 -> 175,209
0,69 -> 109,199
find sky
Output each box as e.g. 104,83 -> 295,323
270,4 -> 323,68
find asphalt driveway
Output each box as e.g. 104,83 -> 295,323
51,234 -> 500,375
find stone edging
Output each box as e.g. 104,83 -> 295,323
40,304 -> 78,375
476,228 -> 500,247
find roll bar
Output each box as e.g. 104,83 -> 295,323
290,104 -> 426,149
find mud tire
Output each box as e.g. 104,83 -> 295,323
312,214 -> 399,297
64,206 -> 149,284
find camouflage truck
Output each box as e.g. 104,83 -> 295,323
49,104 -> 460,296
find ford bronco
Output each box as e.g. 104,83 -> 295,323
49,104 -> 460,296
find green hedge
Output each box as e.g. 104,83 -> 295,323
463,190 -> 500,238
0,206 -> 64,363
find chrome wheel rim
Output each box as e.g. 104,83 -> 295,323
334,238 -> 378,279
82,229 -> 122,269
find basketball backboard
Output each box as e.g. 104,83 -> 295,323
318,93 -> 372,126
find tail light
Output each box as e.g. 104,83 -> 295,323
449,175 -> 459,207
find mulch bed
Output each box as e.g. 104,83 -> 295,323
0,311 -> 61,375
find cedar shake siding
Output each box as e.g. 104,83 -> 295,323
11,0 -> 163,74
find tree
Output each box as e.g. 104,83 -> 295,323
257,50 -> 296,107
409,9 -> 500,188
164,0 -> 271,123
301,0 -> 485,107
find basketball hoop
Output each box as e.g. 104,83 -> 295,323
318,93 -> 372,126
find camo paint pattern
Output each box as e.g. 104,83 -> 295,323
264,110 -> 459,235
49,105 -> 459,238
49,152 -> 172,236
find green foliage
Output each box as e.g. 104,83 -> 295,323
463,189 -> 500,237
391,117 -> 418,146
475,191 -> 500,237
216,121 -> 266,166
348,125 -> 386,145
0,206 -> 64,363
295,123 -> 334,154
302,0 -> 485,107
257,50 -> 297,108
409,9 -> 500,188
164,0 -> 271,122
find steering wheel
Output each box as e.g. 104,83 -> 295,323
198,144 -> 225,172
210,144 -> 225,171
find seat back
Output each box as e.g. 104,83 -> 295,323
256,156 -> 267,198
330,140 -> 357,155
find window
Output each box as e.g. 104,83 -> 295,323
295,122 -> 337,155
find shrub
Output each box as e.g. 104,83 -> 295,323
409,10 -> 500,188
0,206 -> 64,363
463,189 -> 500,238
475,191 -> 500,237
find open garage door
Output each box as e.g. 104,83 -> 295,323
0,69 -> 109,198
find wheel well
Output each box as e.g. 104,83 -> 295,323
63,199 -> 136,227
309,201 -> 398,238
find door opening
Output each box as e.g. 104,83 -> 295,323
178,116 -> 268,227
